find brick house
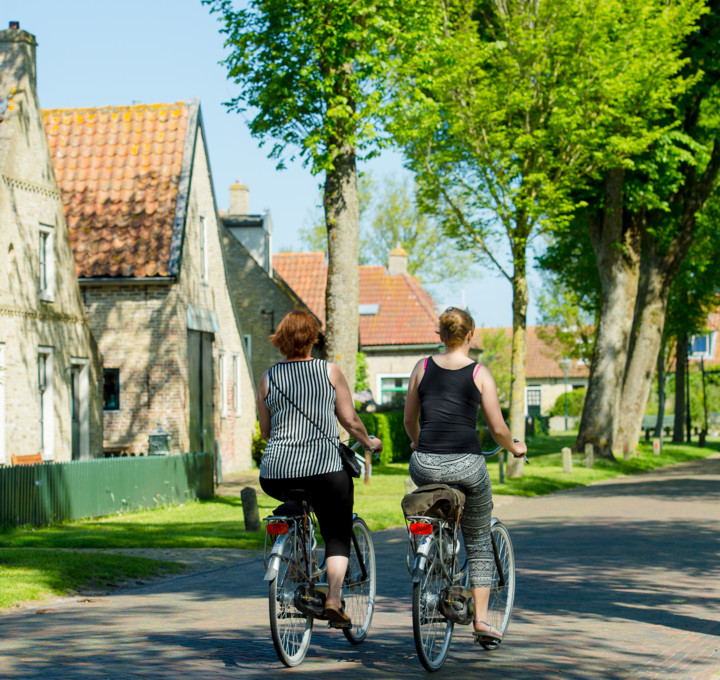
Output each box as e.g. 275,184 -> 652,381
271,250 -> 442,404
219,182 -> 307,386
43,100 -> 255,472
0,25 -> 103,464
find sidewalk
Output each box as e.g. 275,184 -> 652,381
1,456 -> 719,679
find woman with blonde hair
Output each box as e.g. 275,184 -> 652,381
404,306 -> 526,643
257,310 -> 382,627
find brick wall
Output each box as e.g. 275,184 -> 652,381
0,28 -> 103,463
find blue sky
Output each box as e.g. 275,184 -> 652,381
5,0 -> 540,326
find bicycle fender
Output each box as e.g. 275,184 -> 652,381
411,535 -> 433,583
263,534 -> 289,581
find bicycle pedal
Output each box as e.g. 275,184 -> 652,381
328,620 -> 352,630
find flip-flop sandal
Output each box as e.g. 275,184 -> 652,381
472,620 -> 502,643
324,604 -> 352,629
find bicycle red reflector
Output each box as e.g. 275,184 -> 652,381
266,522 -> 289,535
409,522 -> 433,535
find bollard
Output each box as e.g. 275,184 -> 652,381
652,438 -> 662,456
241,486 -> 262,532
584,443 -> 594,468
562,447 -> 573,474
623,442 -> 632,461
498,450 -> 505,484
404,477 -> 417,494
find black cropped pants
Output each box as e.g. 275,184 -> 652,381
260,469 -> 354,559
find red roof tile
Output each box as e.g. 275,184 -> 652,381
472,326 -> 590,379
273,253 -> 440,347
43,102 -> 190,278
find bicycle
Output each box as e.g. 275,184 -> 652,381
262,442 -> 377,667
402,444 -> 521,672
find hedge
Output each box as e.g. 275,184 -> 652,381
359,410 -> 412,465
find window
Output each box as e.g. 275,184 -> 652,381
243,334 -> 252,362
104,369 -> 120,410
38,225 -> 55,301
379,375 -> 410,405
690,332 -> 716,360
233,355 -> 241,414
38,347 -> 54,459
526,388 -> 542,417
199,215 -> 208,282
219,353 -> 227,417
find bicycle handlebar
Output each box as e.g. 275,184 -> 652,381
481,439 -> 529,464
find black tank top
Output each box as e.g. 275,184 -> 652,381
416,356 -> 483,454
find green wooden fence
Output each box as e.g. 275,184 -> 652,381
0,453 -> 214,528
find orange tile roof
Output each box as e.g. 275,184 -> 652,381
273,252 -> 440,347
43,102 -> 191,278
472,326 -> 590,380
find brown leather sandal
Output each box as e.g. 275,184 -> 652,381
324,603 -> 352,629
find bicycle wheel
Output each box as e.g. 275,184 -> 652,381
482,520 -> 515,650
269,529 -> 313,666
343,516 -> 376,644
412,541 -> 454,671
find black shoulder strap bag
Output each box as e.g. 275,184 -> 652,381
267,368 -> 363,478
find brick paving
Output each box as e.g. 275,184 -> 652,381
1,455 -> 719,679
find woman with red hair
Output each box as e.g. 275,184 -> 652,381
257,310 -> 382,627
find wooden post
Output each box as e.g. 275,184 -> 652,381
364,451 -> 371,484
623,442 -> 632,461
241,487 -> 261,532
562,447 -> 573,474
498,450 -> 505,484
652,438 -> 662,456
584,443 -> 594,468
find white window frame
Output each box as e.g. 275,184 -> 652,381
219,353 -> 227,417
233,354 -> 241,415
376,373 -> 411,405
70,358 -> 90,460
38,347 -> 54,460
38,224 -> 55,302
243,334 -> 252,362
0,343 -> 5,465
690,331 -> 717,360
199,215 -> 208,282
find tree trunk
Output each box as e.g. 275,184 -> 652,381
672,334 -> 688,443
575,169 -> 639,459
653,336 -> 667,438
323,140 -> 359,396
615,262 -> 670,453
506,264 -> 528,479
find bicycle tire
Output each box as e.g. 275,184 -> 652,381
481,520 -> 515,650
412,540 -> 454,671
269,529 -> 313,666
343,516 -> 376,644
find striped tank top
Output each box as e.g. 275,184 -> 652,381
260,359 -> 343,479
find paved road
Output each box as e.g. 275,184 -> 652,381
2,456 -> 720,679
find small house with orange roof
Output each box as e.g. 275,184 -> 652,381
472,326 -> 589,422
0,25 -> 103,464
271,248 -> 442,404
43,98 -> 255,472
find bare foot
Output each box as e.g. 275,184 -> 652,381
473,620 -> 502,639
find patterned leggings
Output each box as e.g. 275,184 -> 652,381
409,451 -> 494,588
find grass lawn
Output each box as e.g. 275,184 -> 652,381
1,434 -> 716,610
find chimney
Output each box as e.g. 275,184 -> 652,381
388,244 -> 408,275
0,24 -> 38,92
229,180 -> 249,215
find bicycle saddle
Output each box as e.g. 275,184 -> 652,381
273,489 -> 313,516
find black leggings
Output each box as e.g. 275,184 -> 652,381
260,470 -> 354,559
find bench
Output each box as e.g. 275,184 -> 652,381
11,453 -> 44,466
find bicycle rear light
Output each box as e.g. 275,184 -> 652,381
266,521 -> 289,535
409,521 -> 433,536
